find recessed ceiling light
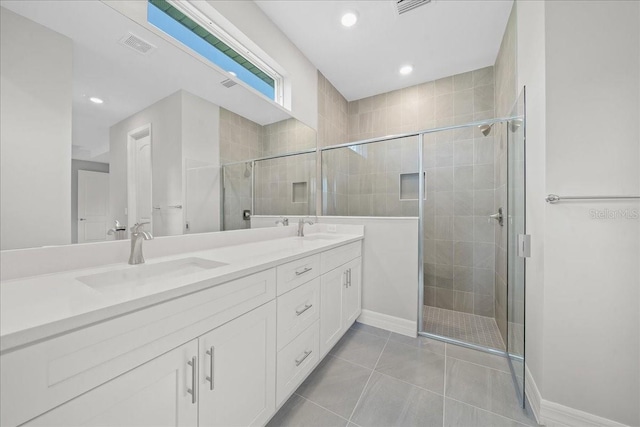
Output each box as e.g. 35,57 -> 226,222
228,71 -> 237,77
399,65 -> 413,75
89,97 -> 104,104
341,12 -> 358,27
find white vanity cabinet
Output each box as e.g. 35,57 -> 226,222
23,301 -> 277,427
198,301 -> 276,427
319,243 -> 362,357
24,340 -> 200,427
1,237 -> 363,427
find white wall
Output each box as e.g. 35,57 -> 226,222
252,216 -> 419,336
110,91 -> 183,236
205,1 -> 318,130
518,1 -> 640,425
0,7 -> 72,250
543,2 -> 639,425
181,91 -> 221,233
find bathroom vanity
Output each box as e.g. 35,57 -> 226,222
0,227 -> 363,427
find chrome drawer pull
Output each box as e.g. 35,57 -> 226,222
295,350 -> 312,366
295,303 -> 313,316
187,356 -> 197,404
206,347 -> 214,390
295,266 -> 313,276
348,268 -> 352,287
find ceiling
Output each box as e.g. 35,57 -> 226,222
3,1 -> 291,162
257,0 -> 513,101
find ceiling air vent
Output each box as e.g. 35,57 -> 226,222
220,78 -> 237,88
395,0 -> 432,15
119,33 -> 155,55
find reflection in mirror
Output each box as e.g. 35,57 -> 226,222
254,152 -> 316,217
0,1 -> 315,250
220,109 -> 316,231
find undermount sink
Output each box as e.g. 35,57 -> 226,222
77,257 -> 228,290
302,234 -> 342,241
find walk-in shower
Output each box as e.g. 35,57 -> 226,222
221,95 -> 527,406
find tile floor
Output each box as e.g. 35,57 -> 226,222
423,306 -> 506,351
268,323 -> 537,427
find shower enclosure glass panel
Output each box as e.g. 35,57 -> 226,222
254,152 -> 317,216
222,162 -> 252,231
420,123 -> 505,351
507,89 -> 526,406
321,137 -> 419,217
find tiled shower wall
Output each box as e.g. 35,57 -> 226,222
494,4 -> 518,343
318,71 -> 349,216
319,66 -> 498,317
421,69 -> 497,317
219,108 -> 316,229
219,108 -> 262,230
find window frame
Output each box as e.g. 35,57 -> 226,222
151,0 -> 284,105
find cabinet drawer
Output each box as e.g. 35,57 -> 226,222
276,254 -> 320,295
0,269 -> 276,427
276,321 -> 319,406
277,277 -> 320,350
320,241 -> 362,274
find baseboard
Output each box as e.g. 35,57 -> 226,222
541,400 -> 629,427
525,365 -> 542,424
526,366 -> 629,427
357,309 -> 416,337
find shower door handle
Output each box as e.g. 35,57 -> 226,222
489,208 -> 504,226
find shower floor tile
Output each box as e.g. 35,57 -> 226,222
423,306 -> 506,351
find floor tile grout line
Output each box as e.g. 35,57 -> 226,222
328,353 -> 379,371
444,352 -> 512,374
293,393 -> 351,424
346,331 -> 391,423
328,364 -> 534,427
350,324 -> 392,340
371,370 -> 446,398
443,395 -> 535,427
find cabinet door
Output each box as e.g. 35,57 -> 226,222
24,340 -> 199,427
343,257 -> 362,328
198,301 -> 276,427
319,266 -> 347,357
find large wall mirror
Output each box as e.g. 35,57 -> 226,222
0,0 -> 316,250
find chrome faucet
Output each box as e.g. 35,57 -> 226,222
107,220 -> 127,240
297,218 -> 314,237
129,222 -> 153,265
275,217 -> 289,226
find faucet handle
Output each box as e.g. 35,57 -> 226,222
131,222 -> 150,233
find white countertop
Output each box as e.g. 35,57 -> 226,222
0,232 -> 363,353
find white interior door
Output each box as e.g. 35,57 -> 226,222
127,124 -> 152,233
136,136 -> 152,224
77,170 -> 109,243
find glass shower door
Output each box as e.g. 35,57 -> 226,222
507,88 -> 526,406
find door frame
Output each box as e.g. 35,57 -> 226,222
126,123 -> 153,232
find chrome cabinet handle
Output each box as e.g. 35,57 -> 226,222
295,303 -> 313,316
348,269 -> 352,287
187,356 -> 197,404
295,350 -> 312,366
295,267 -> 312,276
206,347 -> 214,390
